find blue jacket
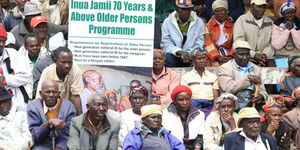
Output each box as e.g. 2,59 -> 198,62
122,128 -> 185,150
224,131 -> 278,150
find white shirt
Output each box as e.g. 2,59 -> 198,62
240,131 -> 268,150
216,21 -> 227,46
118,108 -> 141,144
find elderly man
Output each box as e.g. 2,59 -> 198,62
123,104 -> 185,150
0,25 -> 30,110
205,0 -> 234,66
27,79 -> 76,149
36,47 -> 84,115
3,0 -> 28,31
234,0 -> 274,67
80,69 -> 106,113
0,86 -> 32,150
224,107 -> 277,150
280,56 -> 300,96
67,93 -> 120,149
161,0 -> 205,67
218,40 -> 268,111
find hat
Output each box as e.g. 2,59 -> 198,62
237,107 -> 260,126
48,32 -> 67,52
0,86 -> 13,101
233,40 -> 251,51
171,85 -> 192,101
212,0 -> 228,11
251,0 -> 267,5
141,104 -> 162,119
24,2 -> 41,16
5,32 -> 15,46
280,1 -> 297,16
176,0 -> 194,8
31,16 -> 48,28
0,25 -> 7,38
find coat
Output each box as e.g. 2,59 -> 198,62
3,6 -> 23,31
224,131 -> 278,150
161,11 -> 204,55
282,107 -> 300,149
122,128 -> 185,150
27,99 -> 76,150
234,11 -> 274,59
67,111 -> 120,150
203,111 -> 239,150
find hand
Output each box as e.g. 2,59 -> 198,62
176,51 -> 191,63
266,120 -> 279,135
220,112 -> 236,129
254,53 -> 267,66
252,94 -> 264,104
49,118 -> 66,130
248,75 -> 261,84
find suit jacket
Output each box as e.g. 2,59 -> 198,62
224,131 -> 278,150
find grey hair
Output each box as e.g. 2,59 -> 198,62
216,93 -> 238,108
87,93 -> 108,106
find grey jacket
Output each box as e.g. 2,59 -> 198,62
67,111 -> 120,150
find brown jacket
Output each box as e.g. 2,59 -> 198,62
283,107 -> 300,150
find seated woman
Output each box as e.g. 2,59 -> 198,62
272,2 -> 300,67
122,104 -> 185,150
280,56 -> 300,96
105,90 -> 121,112
203,93 -> 238,150
162,85 -> 205,150
204,0 -> 234,66
152,49 -> 180,105
260,101 -> 292,149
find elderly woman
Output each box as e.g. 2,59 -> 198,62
204,0 -> 234,66
162,85 -> 205,150
272,1 -> 300,67
260,101 -> 291,150
203,93 -> 238,150
280,56 -> 300,96
152,49 -> 180,105
122,104 -> 185,150
118,86 -> 148,144
104,89 -> 121,112
283,87 -> 300,149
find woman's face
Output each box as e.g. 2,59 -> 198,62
218,99 -> 235,115
174,92 -> 191,112
130,92 -> 147,114
266,107 -> 283,124
282,9 -> 296,22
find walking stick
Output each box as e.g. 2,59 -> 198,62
50,125 -> 57,150
253,83 -> 260,107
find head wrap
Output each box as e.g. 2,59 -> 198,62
170,85 -> 192,101
129,85 -> 148,98
0,25 -> 7,38
280,1 -> 297,16
141,104 -> 162,119
215,93 -> 238,109
104,90 -> 116,97
191,47 -> 207,57
212,0 -> 228,11
261,101 -> 283,122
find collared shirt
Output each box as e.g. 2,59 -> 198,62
43,99 -> 60,115
240,131 -> 268,150
35,63 -> 84,100
181,68 -> 219,100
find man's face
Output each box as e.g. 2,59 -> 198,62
234,48 -> 250,67
193,53 -> 208,69
174,92 -> 191,111
25,37 -> 41,59
33,23 -> 48,40
87,97 -> 108,121
130,92 -> 147,114
56,52 -> 73,76
0,99 -> 12,116
218,99 -> 235,115
15,0 -> 28,12
177,7 -> 192,23
214,7 -> 228,23
241,118 -> 261,139
282,9 -> 296,22
266,107 -> 282,124
40,83 -> 59,107
142,114 -> 162,132
153,51 -> 165,70
292,59 -> 300,77
0,0 -> 9,8
85,73 -> 104,93
251,4 -> 266,20
0,37 -> 7,55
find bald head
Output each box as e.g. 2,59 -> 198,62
40,79 -> 60,104
41,79 -> 58,91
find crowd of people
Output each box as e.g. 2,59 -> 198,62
0,0 -> 300,149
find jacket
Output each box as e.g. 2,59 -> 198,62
282,107 -> 300,149
38,0 -> 69,25
27,99 -> 76,150
203,111 -> 239,150
67,112 -> 120,150
234,11 -> 274,59
122,128 -> 185,150
161,11 -> 204,55
3,6 -> 23,31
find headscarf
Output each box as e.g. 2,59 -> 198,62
129,85 -> 148,98
141,104 -> 162,119
280,1 -> 297,16
261,101 -> 283,122
104,90 -> 116,97
215,93 -> 238,109
170,85 -> 192,101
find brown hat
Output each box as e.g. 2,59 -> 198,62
176,0 -> 194,8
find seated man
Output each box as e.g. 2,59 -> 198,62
161,0 -> 204,67
162,85 -> 205,150
36,47 -> 84,115
152,49 -> 180,105
204,93 -> 239,150
0,86 -> 32,150
218,40 -> 268,111
224,107 -> 277,150
67,93 -> 120,149
123,104 -> 185,150
272,2 -> 300,67
181,49 -> 219,117
27,79 -> 76,149
280,56 -> 300,96
234,0 -> 274,67
205,0 -> 234,66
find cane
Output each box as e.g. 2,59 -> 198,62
49,125 -> 57,150
253,83 -> 260,107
